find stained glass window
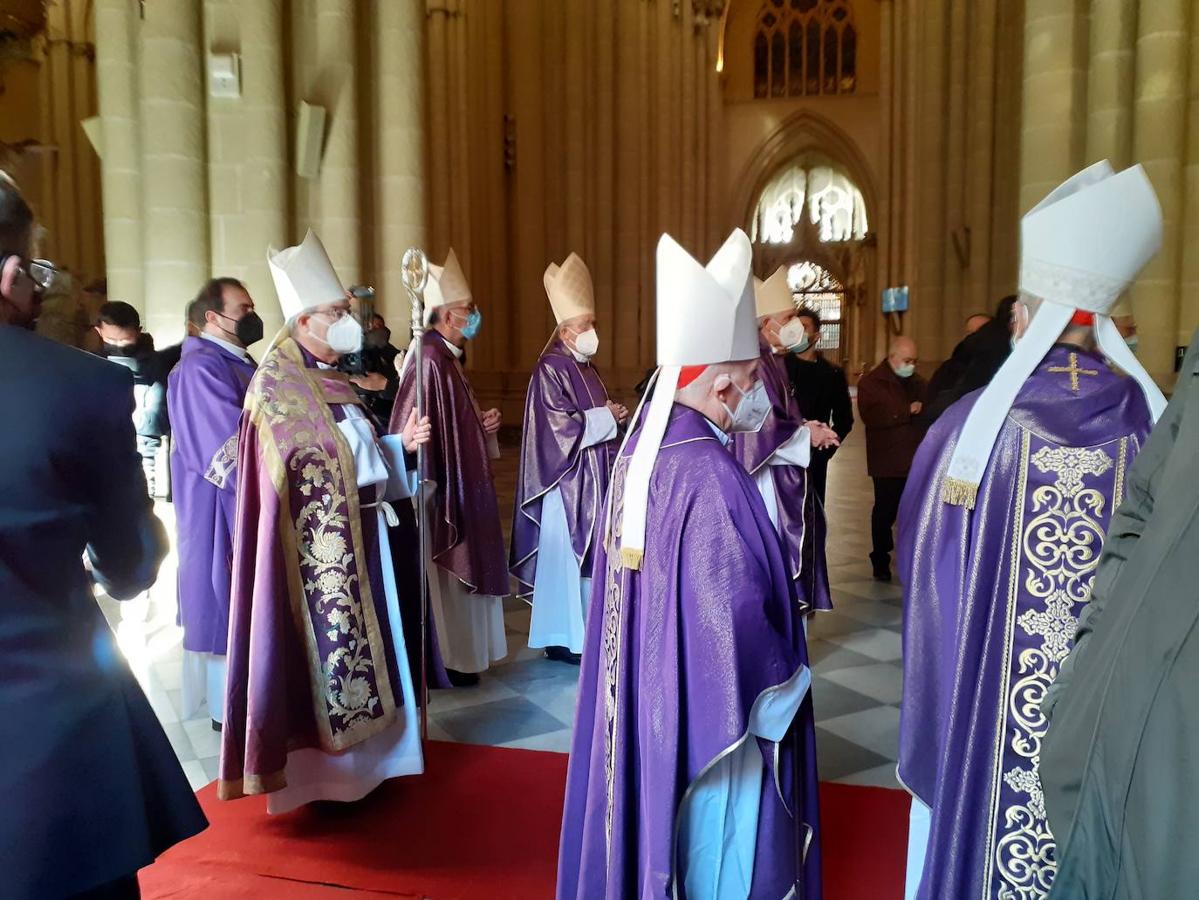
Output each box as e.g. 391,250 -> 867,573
753,0 -> 857,99
789,261 -> 843,352
750,162 -> 868,245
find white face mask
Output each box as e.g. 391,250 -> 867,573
776,319 -> 809,354
722,379 -> 770,433
571,328 -> 599,359
313,313 -> 364,355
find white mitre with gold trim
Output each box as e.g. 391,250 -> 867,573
618,228 -> 758,569
267,229 -> 345,321
943,161 -> 1167,509
544,253 -> 596,324
423,248 -> 473,323
754,265 -> 794,320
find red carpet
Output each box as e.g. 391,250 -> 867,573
142,741 -> 908,899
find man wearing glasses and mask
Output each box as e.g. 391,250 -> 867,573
167,277 -> 262,731
220,230 -> 432,812
0,177 -> 206,897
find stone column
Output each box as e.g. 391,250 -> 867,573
426,0 -> 451,255
1019,0 -> 1088,213
239,0 -> 289,338
95,0 -> 144,312
965,0 -> 998,316
914,0 -> 947,358
613,0 -> 645,374
312,0 -> 360,285
1131,0 -> 1190,385
592,0 -> 617,372
1086,0 -> 1137,166
373,0 -> 426,332
139,0 -> 209,341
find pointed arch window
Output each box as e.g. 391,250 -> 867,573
753,0 -> 858,99
789,262 -> 844,352
750,162 -> 869,245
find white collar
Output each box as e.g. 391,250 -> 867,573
200,331 -> 249,361
706,417 -> 731,446
441,335 -> 464,359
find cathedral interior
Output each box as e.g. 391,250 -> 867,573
1,0 -> 1197,897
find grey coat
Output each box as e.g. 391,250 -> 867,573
1042,326 -> 1199,899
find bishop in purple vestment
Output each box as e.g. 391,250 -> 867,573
511,254 -> 625,659
168,278 -> 259,725
558,230 -> 820,900
732,268 -> 838,612
220,231 -> 428,813
898,161 -> 1166,900
391,249 -> 508,680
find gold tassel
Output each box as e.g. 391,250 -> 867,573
941,477 -> 979,510
620,547 -> 644,571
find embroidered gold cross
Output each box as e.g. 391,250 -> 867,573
1048,352 -> 1099,392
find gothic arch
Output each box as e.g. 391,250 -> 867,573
730,108 -> 877,239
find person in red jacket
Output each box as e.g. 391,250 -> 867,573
856,335 -> 925,580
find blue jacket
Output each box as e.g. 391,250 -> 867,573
0,325 -> 206,896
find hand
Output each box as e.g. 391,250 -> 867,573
401,409 -> 432,452
350,372 -> 388,392
482,408 -> 502,435
910,401 -> 923,415
805,421 -> 840,451
606,400 -> 629,425
394,354 -> 406,376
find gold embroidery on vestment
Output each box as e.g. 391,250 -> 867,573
987,441 -> 1113,899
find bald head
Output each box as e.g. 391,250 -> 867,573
965,314 -> 991,335
888,336 -> 918,378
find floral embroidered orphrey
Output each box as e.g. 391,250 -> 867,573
246,338 -> 398,753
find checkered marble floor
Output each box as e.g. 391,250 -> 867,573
102,408 -> 903,792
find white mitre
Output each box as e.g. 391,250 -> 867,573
943,161 -> 1167,508
618,228 -> 757,570
423,248 -> 472,323
754,265 -> 794,320
544,253 -> 596,324
267,229 -> 345,321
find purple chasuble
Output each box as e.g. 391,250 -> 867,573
391,331 -> 508,597
897,346 -> 1153,899
168,336 -> 256,655
557,404 -> 822,899
732,340 -> 832,612
219,339 -> 405,799
510,339 -> 617,594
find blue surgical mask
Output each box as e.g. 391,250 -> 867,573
1125,335 -> 1140,355
456,308 -> 482,341
895,363 -> 916,379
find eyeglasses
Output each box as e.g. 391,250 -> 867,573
27,259 -> 65,294
313,307 -> 352,321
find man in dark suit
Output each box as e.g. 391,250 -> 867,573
784,305 -> 854,503
857,335 -> 926,581
0,183 -> 206,897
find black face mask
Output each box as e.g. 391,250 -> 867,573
218,311 -> 264,346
